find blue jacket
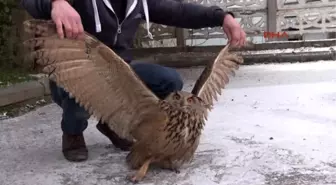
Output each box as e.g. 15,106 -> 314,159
20,0 -> 233,62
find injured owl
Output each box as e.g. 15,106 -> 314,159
22,19 -> 244,183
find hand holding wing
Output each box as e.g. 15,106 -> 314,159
23,19 -> 162,141
191,44 -> 244,111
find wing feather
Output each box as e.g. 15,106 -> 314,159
23,19 -> 163,141
191,44 -> 244,110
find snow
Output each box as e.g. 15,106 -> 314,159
0,60 -> 336,185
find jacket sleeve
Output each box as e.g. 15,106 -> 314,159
20,0 -> 52,19
146,0 -> 234,29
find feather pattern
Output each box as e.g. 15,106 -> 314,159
22,19 -> 245,183
23,19 -> 163,141
191,44 -> 244,110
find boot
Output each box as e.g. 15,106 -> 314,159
62,133 -> 88,162
96,122 -> 133,151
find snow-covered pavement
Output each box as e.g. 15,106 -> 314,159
1,61 -> 336,185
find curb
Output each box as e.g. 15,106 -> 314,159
134,48 -> 336,68
0,77 -> 50,107
131,39 -> 336,58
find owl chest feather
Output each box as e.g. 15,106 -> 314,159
158,100 -> 206,149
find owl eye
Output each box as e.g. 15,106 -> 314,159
187,97 -> 193,103
173,94 -> 181,100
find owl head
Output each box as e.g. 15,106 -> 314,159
165,91 -> 207,110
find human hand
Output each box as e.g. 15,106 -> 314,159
222,14 -> 246,48
51,0 -> 84,39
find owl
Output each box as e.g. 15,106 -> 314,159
22,19 -> 244,183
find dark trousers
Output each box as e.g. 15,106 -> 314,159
49,62 -> 183,135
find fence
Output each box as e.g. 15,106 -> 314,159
134,0 -> 336,48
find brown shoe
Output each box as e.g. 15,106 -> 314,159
62,133 -> 88,162
96,122 -> 133,151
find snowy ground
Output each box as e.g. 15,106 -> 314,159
1,60 -> 336,185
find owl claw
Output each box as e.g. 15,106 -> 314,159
164,167 -> 180,174
126,158 -> 151,183
126,174 -> 139,184
167,168 -> 180,174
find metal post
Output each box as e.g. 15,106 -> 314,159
267,0 -> 278,42
175,28 -> 186,48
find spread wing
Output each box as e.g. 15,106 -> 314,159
22,19 -> 163,141
191,44 -> 244,110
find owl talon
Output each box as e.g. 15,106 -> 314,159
173,169 -> 180,174
126,158 -> 152,183
165,167 -> 180,173
126,174 -> 139,184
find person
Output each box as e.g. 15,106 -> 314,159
21,0 -> 246,162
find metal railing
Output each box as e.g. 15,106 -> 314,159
134,0 -> 336,48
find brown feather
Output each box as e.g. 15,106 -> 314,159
191,44 -> 244,109
126,99 -> 205,171
23,37 -> 86,51
22,19 -> 163,141
23,19 -> 245,183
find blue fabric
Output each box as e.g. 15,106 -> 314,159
49,62 -> 183,135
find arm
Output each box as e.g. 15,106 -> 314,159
146,0 -> 234,29
20,0 -> 52,19
21,0 -> 83,39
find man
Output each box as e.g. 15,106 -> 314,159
21,0 -> 246,162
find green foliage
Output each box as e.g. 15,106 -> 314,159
0,0 -> 18,69
0,68 -> 36,87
